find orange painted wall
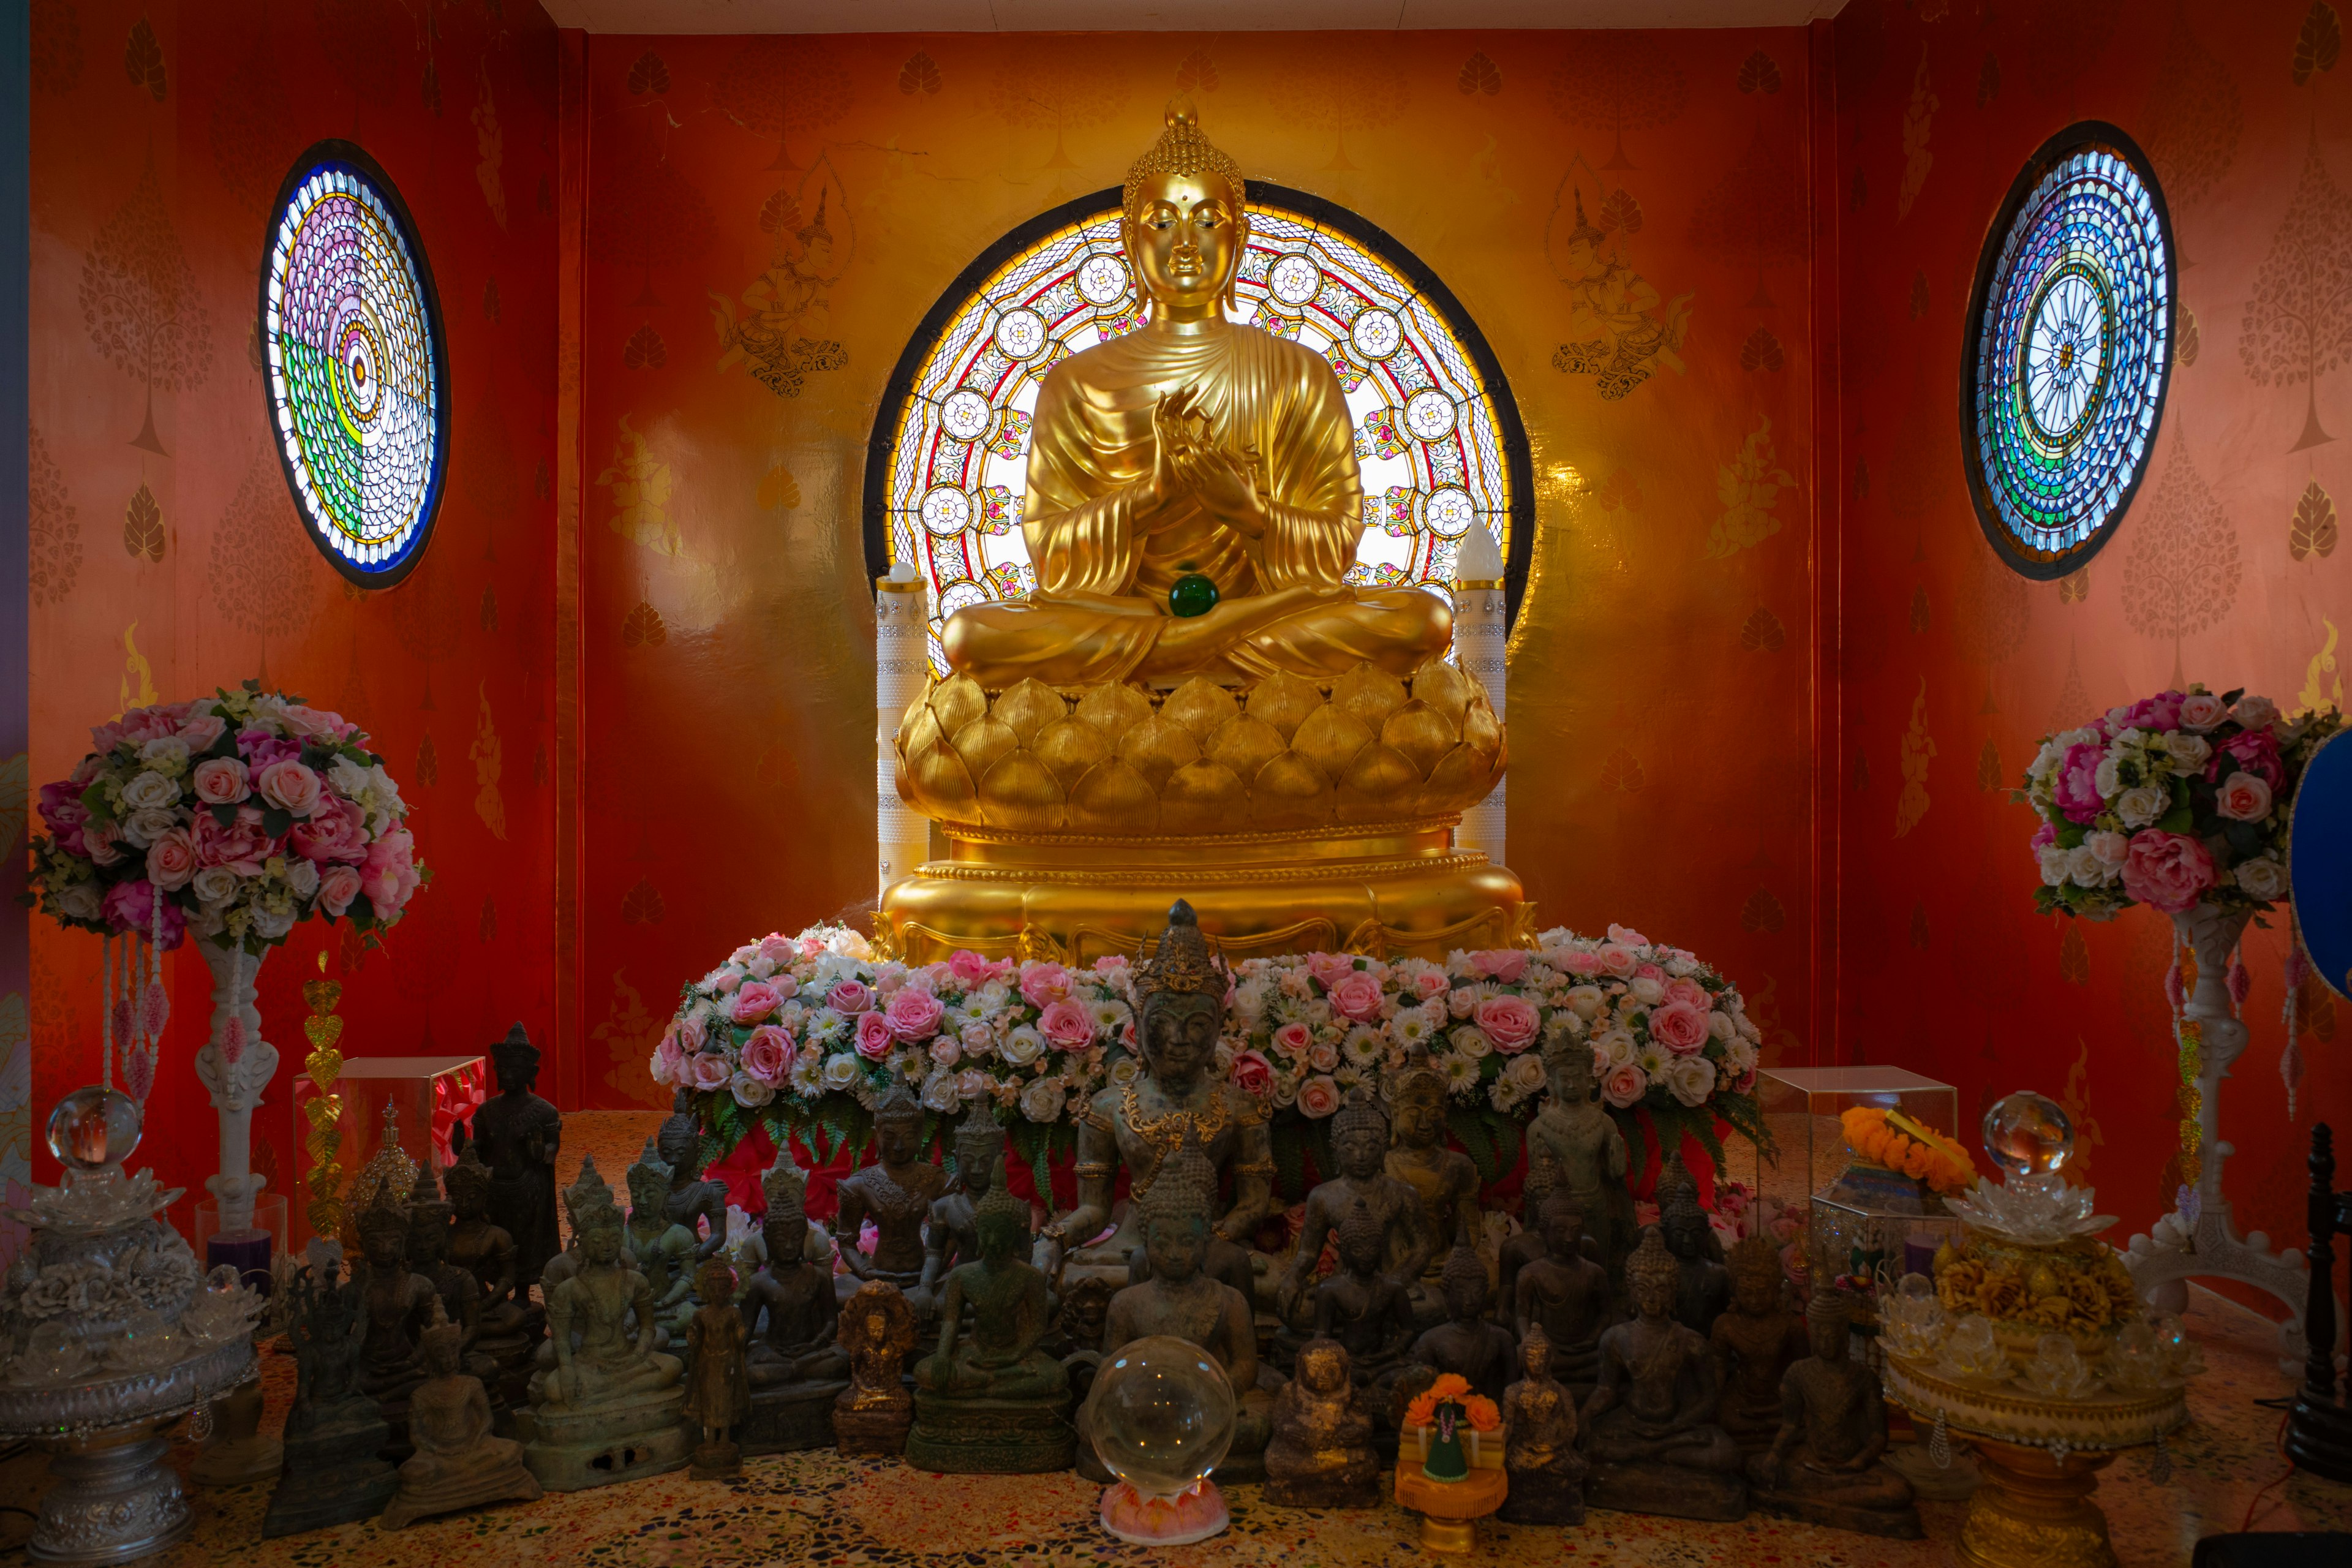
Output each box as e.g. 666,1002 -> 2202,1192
1829,0 -> 2349,1256
23,0 -> 560,1210
573,29 -> 1828,1109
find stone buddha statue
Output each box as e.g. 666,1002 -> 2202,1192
1265,1336 -> 1383,1509
1711,1236 -> 1807,1454
1498,1324 -> 1589,1526
1080,1147 -> 1270,1482
352,1187 -> 437,1438
623,1138 -> 701,1341
1383,1046 -> 1482,1322
1275,1088 -> 1435,1329
1496,1141 -> 1560,1329
1657,1157 -> 1730,1335
916,1113 -> 1007,1316
1406,1231 -> 1519,1403
403,1164 -> 498,1388
1306,1197 -> 1417,1392
444,1147 -> 539,1337
654,1085 -> 729,1259
1745,1290 -> 1923,1538
1511,1192 -> 1613,1393
523,1163 -> 690,1490
382,1300 -> 543,1531
738,1155 -> 850,1451
907,1172 -> 1076,1472
1038,902 -> 1275,1291
936,103 -> 1450,691
1527,1039 -> 1634,1282
834,1080 -> 945,1295
1579,1229 -> 1747,1521
454,1023 -> 564,1289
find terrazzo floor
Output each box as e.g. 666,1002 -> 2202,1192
4,1110 -> 2346,1566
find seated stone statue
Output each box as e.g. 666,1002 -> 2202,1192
1746,1290 -> 1923,1538
623,1138 -> 701,1343
1657,1163 -> 1730,1336
1385,1047 -> 1483,1327
935,104 -> 1449,691
1711,1236 -> 1807,1454
655,1085 -> 729,1259
1265,1337 -> 1382,1509
1498,1324 -> 1589,1526
915,1114 -> 1007,1318
834,1080 -> 944,1298
265,1245 -> 399,1537
444,1145 -> 545,1371
1274,1088 -> 1435,1330
834,1281 -> 921,1455
1078,1147 -> 1270,1483
737,1157 -> 849,1452
1307,1197 -> 1417,1395
404,1164 -> 499,1390
383,1300 -> 543,1529
523,1163 -> 689,1490
1579,1229 -> 1746,1521
1512,1192 -> 1613,1394
906,1170 -> 1074,1472
1406,1232 -> 1518,1403
1496,1142 -> 1561,1328
353,1187 -> 438,1450
685,1261 -> 752,1479
1527,1040 -> 1635,1283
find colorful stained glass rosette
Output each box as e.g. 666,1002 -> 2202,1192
1964,124 -> 2172,579
263,143 -> 448,585
882,192 -> 1512,674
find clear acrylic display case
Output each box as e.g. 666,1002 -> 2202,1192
290,1053 -> 488,1248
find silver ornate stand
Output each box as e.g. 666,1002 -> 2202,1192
29,1419 -> 190,1564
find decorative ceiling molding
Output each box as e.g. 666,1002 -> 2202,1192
539,1 -> 1849,34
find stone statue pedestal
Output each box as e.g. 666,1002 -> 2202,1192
902,1389 -> 1074,1474
834,1396 -> 914,1456
1583,1460 -> 1745,1522
742,1379 -> 847,1455
1751,1469 -> 1924,1539
521,1385 -> 690,1491
263,1400 -> 400,1537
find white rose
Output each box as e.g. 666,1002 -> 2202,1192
1504,1053 -> 1547,1093
821,1053 -> 859,1089
285,858 -> 320,898
2028,739 -> 2066,780
2086,829 -> 2130,866
138,736 -> 191,774
2092,755 -> 2124,798
2037,846 -> 2070,886
731,1071 -> 776,1108
2231,695 -> 2280,730
2116,784 -> 2170,829
1662,1054 -> 1717,1108
2061,727 -> 2101,749
1020,1076 -> 1066,1122
746,954 -> 777,979
2162,732 -> 2212,774
55,882 -> 104,922
2179,693 -> 2228,732
1594,1028 -> 1637,1068
2234,854 -> 2288,901
118,770 -> 179,813
119,807 -> 176,848
1450,1025 -> 1493,1060
1627,976 -> 1664,1005
252,905 -> 295,941
918,1072 -> 960,1115
2065,845 -> 2111,887
1001,1027 -> 1044,1066
190,866 -> 240,907
1707,1009 -> 1736,1042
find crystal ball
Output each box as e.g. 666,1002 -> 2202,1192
1088,1335 -> 1237,1499
1981,1090 -> 2073,1178
45,1085 -> 141,1174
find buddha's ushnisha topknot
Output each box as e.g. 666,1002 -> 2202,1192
1125,98 -> 1247,216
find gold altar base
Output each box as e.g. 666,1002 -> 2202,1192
1958,1440 -> 2117,1568
878,816 -> 1530,964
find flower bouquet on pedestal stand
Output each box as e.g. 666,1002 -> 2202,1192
1395,1374 -> 1506,1553
2013,684 -> 2341,1369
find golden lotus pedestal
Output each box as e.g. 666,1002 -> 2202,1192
881,664 -> 1527,962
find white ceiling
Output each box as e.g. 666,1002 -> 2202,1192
538,1 -> 1849,33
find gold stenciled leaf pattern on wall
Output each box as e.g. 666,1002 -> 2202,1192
80,153 -> 209,453
1739,606 -> 1787,652
600,417 -> 677,556
1460,53 -> 1502,96
209,22 -> 295,221
122,482 -> 162,563
1739,326 -> 1784,372
2140,9 -> 2242,208
2239,129 -> 2352,451
1549,32 -> 1687,170
1740,888 -> 1785,933
1708,417 -> 1796,557
627,50 -> 669,98
1977,736 -> 2003,791
622,325 -> 666,369
1599,747 -> 1645,793
123,16 -> 164,102
712,38 -> 853,168
1689,121 -> 1805,307
28,426 -> 81,606
2291,478 -> 2339,559
2295,0 -> 2343,85
1174,48 -> 1216,94
899,51 -> 942,97
1898,48 -> 1935,219
620,601 -> 666,647
470,683 -> 506,842
2120,436 -> 2242,647
31,0 -> 80,94
208,451 -> 323,639
1894,677 -> 1934,838
620,877 -> 665,926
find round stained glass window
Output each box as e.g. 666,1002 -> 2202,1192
1963,123 -> 2174,579
867,184 -> 1528,674
261,141 -> 448,586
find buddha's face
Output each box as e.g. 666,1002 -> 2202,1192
1662,1208 -> 1706,1260
1733,1267 -> 1779,1316
1444,1276 -> 1487,1322
1809,1311 -> 1850,1364
1630,1268 -> 1673,1321
699,1267 -> 736,1306
1140,993 -> 1220,1087
1123,172 -> 1247,320
963,1153 -> 996,1198
581,1224 -> 624,1267
766,1219 -> 804,1267
1540,1207 -> 1585,1258
495,1051 -> 538,1095
362,1229 -> 404,1271
1334,1125 -> 1385,1182
864,1313 -> 889,1346
1548,1052 -> 1592,1104
1072,1284 -> 1110,1335
657,1124 -> 696,1173
876,1117 -> 919,1167
1145,1216 -> 1205,1285
423,1333 -> 460,1377
448,1180 -> 488,1221
978,1210 -> 1026,1264
1393,1091 -> 1442,1150
408,1219 -> 447,1266
627,1172 -> 665,1214
1299,1344 -> 1346,1395
1523,1335 -> 1553,1380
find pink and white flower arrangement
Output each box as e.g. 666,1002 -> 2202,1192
2018,686 -> 2340,918
29,683 -> 424,953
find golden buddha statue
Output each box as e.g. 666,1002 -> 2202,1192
881,103 -> 1527,963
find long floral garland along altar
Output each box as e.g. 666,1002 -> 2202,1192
655,922 -> 1770,1202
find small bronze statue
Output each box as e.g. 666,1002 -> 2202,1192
834,1080 -> 945,1294
1511,1191 -> 1614,1393
1498,1324 -> 1589,1526
1407,1231 -> 1519,1402
1527,1039 -> 1634,1280
685,1261 -> 752,1480
915,1113 -> 1008,1317
382,1300 -> 543,1529
653,1083 -> 730,1260
353,1186 -> 437,1450
454,1023 -> 564,1288
444,1144 -> 544,1388
1384,1046 -> 1483,1324
1495,1142 -> 1562,1324
624,1137 -> 701,1341
1657,1161 -> 1731,1335
738,1156 -> 848,1452
1578,1229 -> 1746,1521
1308,1197 -> 1417,1392
1275,1088 -> 1436,1327
404,1164 -> 497,1387
834,1281 -> 920,1455
1265,1337 -> 1382,1509
1711,1236 -> 1808,1453
905,1172 -> 1074,1472
265,1243 -> 400,1537
1745,1290 -> 1923,1538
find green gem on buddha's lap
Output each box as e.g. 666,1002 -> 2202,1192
1167,573 -> 1218,618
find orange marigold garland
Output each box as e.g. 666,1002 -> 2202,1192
1840,1106 -> 1977,1196
1404,1374 -> 1501,1433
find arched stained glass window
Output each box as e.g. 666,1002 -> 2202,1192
262,141 -> 449,586
866,185 -> 1531,674
1963,123 -> 2173,579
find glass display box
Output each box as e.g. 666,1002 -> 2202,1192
290,1053 -> 488,1249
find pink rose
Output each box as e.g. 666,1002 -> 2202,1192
1600,1062 -> 1648,1109
1597,943 -> 1638,978
119,708 -> 176,745
1561,950 -> 1603,977
2232,695 -> 2281,731
1295,1075 -> 1343,1119
887,986 -> 945,1041
740,1025 -> 793,1084
2214,771 -> 2274,823
689,1051 -> 732,1091
948,949 -> 993,986
358,827 -> 421,914
317,864 -> 363,917
1664,977 -> 1708,1009
1229,1050 -> 1273,1096
1474,995 -> 1542,1054
177,713 -> 227,751
2054,740 -> 2108,824
1651,1000 -> 1711,1055
854,1011 -> 896,1058
1304,952 -> 1357,990
652,1031 -> 686,1087
731,982 -> 784,1025
756,933 -> 797,966
1018,962 -> 1071,1009
1409,968 -> 1451,1000
1607,922 -> 1651,946
101,879 -> 186,948
929,1037 -> 962,1068
2124,691 -> 2186,732
2030,820 -> 2057,853
236,727 -> 300,769
1329,970 -> 1386,1023
277,703 -> 355,740
288,795 -> 369,863
679,1012 -> 709,1053
827,980 -> 873,1014
712,968 -> 744,995
1039,999 -> 1094,1052
769,973 -> 798,1000
2119,830 -> 2217,914
191,756 -> 251,806
254,759 -> 323,818
143,826 -> 196,891
1471,948 -> 1528,983
1632,962 -> 1665,982
1308,1040 -> 1340,1072
1270,1021 -> 1313,1060
2207,729 -> 2284,791
192,810 -> 270,875
2177,693 -> 2227,733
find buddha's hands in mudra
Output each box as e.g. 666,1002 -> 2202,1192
1150,385 -> 1268,540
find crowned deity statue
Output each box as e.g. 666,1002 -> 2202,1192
654,1085 -> 730,1260
453,1024 -> 564,1287
1383,1046 -> 1483,1323
1275,1088 -> 1436,1328
623,1138 -> 702,1341
935,104 -> 1450,690
1036,902 -> 1276,1291
1528,1039 -> 1635,1283
834,1080 -> 946,1297
741,1156 -> 850,1412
